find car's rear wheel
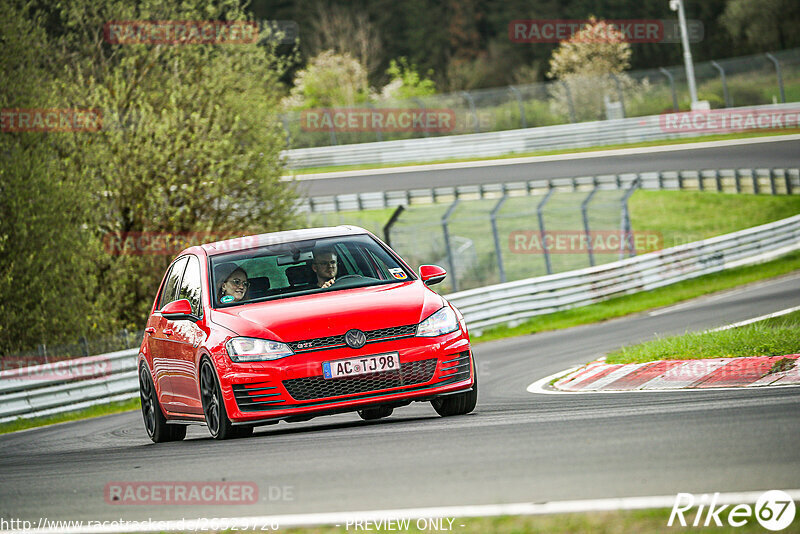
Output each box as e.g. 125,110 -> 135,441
357,406 -> 394,420
139,365 -> 186,443
200,359 -> 242,440
431,362 -> 478,417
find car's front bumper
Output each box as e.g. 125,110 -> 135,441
218,331 -> 473,424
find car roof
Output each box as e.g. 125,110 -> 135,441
181,226 -> 373,257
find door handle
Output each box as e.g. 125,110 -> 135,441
145,327 -> 156,334
164,329 -> 174,336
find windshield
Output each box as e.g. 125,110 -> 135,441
210,234 -> 414,307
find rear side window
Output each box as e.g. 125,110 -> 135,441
158,257 -> 188,310
178,256 -> 202,316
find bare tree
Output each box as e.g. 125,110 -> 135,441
306,2 -> 382,79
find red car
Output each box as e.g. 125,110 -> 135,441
138,226 -> 477,441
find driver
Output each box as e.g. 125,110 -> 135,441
312,248 -> 338,289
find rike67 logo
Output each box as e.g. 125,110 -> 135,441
669,491 -> 796,531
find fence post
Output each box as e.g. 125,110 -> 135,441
751,169 -> 759,194
620,177 -> 641,259
710,61 -> 731,108
382,205 -> 405,247
765,53 -> 786,104
442,200 -> 461,292
610,74 -> 626,118
460,91 -> 480,133
490,195 -> 509,283
562,81 -> 577,123
413,99 -> 429,137
281,116 -> 292,148
768,169 -> 777,195
366,102 -> 382,142
509,86 -> 527,129
537,185 -> 555,275
659,67 -> 679,111
735,169 -> 742,193
715,169 -> 722,192
324,109 -> 338,146
581,179 -> 599,267
785,169 -> 793,195
80,336 -> 89,357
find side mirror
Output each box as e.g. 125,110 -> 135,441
161,299 -> 195,321
419,265 -> 447,286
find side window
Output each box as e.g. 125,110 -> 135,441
158,257 -> 188,310
178,256 -> 202,316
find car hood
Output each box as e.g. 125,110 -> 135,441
209,281 -> 444,342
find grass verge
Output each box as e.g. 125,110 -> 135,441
287,130 -> 800,175
239,507 -> 795,533
473,250 -> 800,344
606,310 -> 800,364
0,397 -> 140,435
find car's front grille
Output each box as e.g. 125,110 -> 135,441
287,324 -> 418,352
282,358 -> 437,401
232,381 -> 287,412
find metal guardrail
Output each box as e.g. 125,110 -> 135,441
284,103 -> 800,169
299,167 -> 800,213
0,349 -> 138,424
2,215 -> 798,423
446,215 -> 800,332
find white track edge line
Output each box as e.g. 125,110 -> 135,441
708,305 -> 800,332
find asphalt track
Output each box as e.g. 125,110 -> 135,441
291,136 -> 800,197
1,273 -> 799,525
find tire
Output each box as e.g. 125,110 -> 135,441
139,365 -> 186,443
431,361 -> 478,417
357,406 -> 394,421
200,359 -> 240,440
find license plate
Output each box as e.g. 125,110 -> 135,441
322,352 -> 401,379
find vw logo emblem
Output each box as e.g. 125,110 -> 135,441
345,329 -> 366,349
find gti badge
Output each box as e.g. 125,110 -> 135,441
345,329 -> 366,349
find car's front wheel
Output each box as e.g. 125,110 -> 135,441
139,365 -> 186,443
431,363 -> 478,417
200,359 -> 245,440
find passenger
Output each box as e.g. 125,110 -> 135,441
216,263 -> 250,303
312,248 -> 338,288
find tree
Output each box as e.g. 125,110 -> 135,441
283,50 -> 370,109
721,0 -> 800,52
0,1 -> 102,354
379,58 -> 437,101
42,0 -> 296,331
547,17 -> 637,122
305,1 -> 383,81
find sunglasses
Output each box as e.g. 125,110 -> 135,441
314,261 -> 337,267
226,278 -> 250,288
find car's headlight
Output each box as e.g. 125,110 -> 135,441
225,337 -> 294,362
417,306 -> 459,337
